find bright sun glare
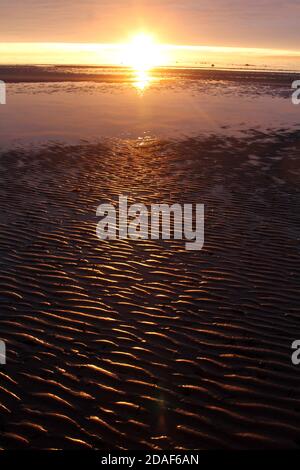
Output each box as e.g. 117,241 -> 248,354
122,33 -> 166,91
123,33 -> 164,72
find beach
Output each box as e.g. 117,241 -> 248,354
0,67 -> 300,449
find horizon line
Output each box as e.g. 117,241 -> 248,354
0,42 -> 300,56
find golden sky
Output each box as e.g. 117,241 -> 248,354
0,1 -> 300,68
1,42 -> 300,71
0,0 -> 300,49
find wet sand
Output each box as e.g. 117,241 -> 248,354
0,64 -> 300,83
0,69 -> 300,449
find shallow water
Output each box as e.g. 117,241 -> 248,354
0,69 -> 299,148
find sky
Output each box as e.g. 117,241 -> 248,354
0,0 -> 300,68
0,0 -> 299,49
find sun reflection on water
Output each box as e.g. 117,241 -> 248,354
122,33 -> 166,92
133,69 -> 152,91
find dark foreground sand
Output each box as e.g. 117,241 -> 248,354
0,126 -> 299,449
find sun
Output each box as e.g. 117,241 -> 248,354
123,33 -> 165,72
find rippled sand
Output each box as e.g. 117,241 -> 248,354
0,67 -> 300,450
0,69 -> 300,449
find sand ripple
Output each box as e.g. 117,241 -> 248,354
0,130 -> 300,449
